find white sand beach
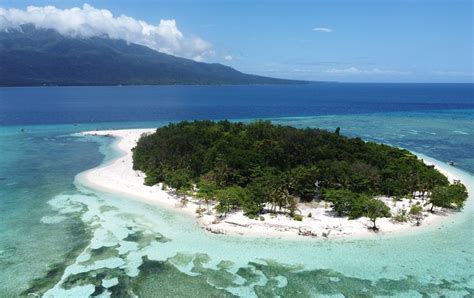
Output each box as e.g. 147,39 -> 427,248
77,129 -> 469,239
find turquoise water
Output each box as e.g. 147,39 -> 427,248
0,108 -> 473,296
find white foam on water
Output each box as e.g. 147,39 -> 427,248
274,275 -> 288,287
40,215 -> 67,224
102,277 -> 119,288
45,284 -> 96,297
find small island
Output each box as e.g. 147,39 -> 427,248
82,121 -> 468,238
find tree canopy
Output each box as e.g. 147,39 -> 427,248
364,199 -> 391,230
132,120 -> 457,217
429,183 -> 468,211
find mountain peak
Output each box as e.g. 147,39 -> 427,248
0,25 -> 306,87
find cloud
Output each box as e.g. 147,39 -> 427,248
313,27 -> 332,33
0,4 -> 213,61
433,70 -> 473,77
325,67 -> 409,75
223,55 -> 233,61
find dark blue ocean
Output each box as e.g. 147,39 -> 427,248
0,84 -> 473,296
1,83 -> 472,125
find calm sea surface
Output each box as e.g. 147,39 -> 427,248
0,84 -> 473,296
1,83 -> 472,125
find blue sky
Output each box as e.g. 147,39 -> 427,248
2,0 -> 472,82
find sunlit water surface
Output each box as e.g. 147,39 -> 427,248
0,85 -> 473,296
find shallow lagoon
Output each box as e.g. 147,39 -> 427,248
0,85 -> 473,296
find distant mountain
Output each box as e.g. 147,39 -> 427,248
0,25 -> 306,87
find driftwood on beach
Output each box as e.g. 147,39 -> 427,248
298,226 -> 318,237
224,220 -> 250,228
205,225 -> 226,234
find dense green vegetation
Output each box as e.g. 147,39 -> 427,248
132,120 -> 467,219
429,183 -> 468,211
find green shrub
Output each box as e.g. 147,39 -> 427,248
430,183 -> 468,210
293,214 -> 303,221
195,207 -> 206,217
364,199 -> 391,230
394,212 -> 407,222
409,204 -> 423,215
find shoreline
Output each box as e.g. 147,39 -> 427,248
75,128 -> 472,239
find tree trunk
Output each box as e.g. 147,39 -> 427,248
372,218 -> 378,230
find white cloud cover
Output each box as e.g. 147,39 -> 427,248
223,55 -> 233,61
0,4 -> 213,61
313,27 -> 332,33
325,67 -> 409,75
